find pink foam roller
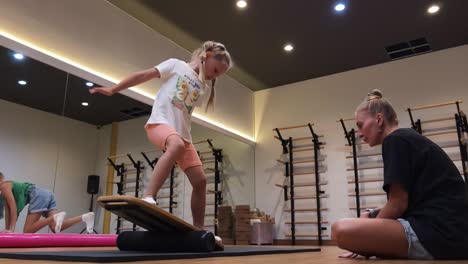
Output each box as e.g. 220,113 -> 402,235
0,233 -> 117,248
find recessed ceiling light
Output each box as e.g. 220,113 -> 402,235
18,80 -> 27,86
284,44 -> 294,52
334,3 -> 346,12
427,5 -> 440,14
236,0 -> 247,8
81,102 -> 89,107
13,53 -> 24,60
86,82 -> 94,87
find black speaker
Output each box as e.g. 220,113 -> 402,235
87,175 -> 100,195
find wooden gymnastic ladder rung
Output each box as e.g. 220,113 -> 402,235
287,171 -> 327,176
347,177 -> 383,184
420,116 -> 454,124
423,130 -> 458,137
277,158 -> 325,164
285,233 -> 329,238
348,192 -> 386,197
406,100 -> 463,111
285,221 -> 329,225
349,206 -> 382,210
287,194 -> 329,200
284,208 -> 328,212
347,165 -> 383,171
273,123 -> 314,132
273,135 -> 325,142
291,147 -> 324,153
275,181 -> 328,188
346,152 -> 381,158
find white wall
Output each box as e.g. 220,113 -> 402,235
0,0 -> 254,140
254,44 -> 468,239
0,99 -> 100,233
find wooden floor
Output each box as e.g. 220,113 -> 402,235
0,246 -> 461,264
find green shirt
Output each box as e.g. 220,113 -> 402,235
1,181 -> 34,217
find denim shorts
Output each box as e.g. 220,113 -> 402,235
28,185 -> 57,217
397,218 -> 434,260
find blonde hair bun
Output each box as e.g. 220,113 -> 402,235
356,89 -> 398,126
367,89 -> 383,101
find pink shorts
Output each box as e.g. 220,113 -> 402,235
145,124 -> 202,171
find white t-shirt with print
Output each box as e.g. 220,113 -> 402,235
146,59 -> 209,142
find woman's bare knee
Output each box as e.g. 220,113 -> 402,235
331,220 -> 344,243
332,219 -> 357,247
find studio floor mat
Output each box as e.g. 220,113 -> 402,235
0,246 -> 320,262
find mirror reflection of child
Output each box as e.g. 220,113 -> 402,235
0,172 -> 95,233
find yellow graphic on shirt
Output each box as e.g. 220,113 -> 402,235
172,76 -> 200,114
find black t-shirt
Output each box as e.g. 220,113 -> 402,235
382,128 -> 468,260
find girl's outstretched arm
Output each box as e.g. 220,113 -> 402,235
89,68 -> 161,96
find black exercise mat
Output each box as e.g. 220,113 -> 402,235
0,246 -> 320,262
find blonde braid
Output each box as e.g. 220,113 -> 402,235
205,78 -> 217,112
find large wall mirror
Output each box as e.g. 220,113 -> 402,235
0,40 -> 255,234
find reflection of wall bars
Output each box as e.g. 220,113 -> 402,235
107,153 -> 145,233
273,123 -> 328,245
195,139 -> 224,236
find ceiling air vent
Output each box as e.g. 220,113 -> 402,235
385,37 -> 432,60
120,107 -> 151,118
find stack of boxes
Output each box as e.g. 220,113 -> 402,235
234,205 -> 251,245
217,205 -> 275,245
217,205 -> 234,244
